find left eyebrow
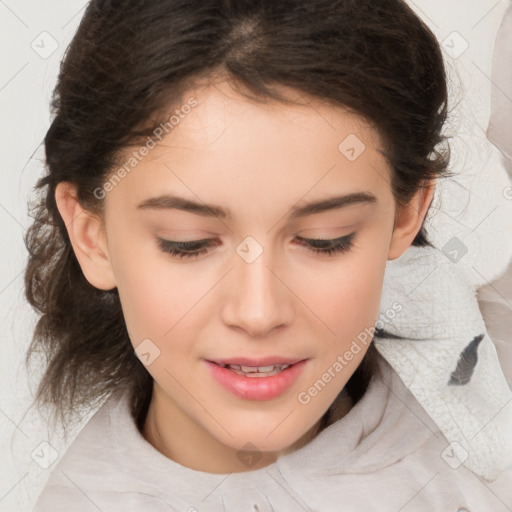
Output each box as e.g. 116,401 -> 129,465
136,191 -> 377,220
289,192 -> 377,218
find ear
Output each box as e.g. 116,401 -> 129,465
387,180 -> 436,261
54,182 -> 117,290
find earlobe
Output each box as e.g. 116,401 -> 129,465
387,180 -> 436,261
55,182 -> 117,290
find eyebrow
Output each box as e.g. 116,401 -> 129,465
136,191 -> 377,219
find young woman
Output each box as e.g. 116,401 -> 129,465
25,0 -> 511,510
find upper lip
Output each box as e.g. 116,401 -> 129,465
206,356 -> 307,367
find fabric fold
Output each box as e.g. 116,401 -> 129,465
375,244 -> 512,481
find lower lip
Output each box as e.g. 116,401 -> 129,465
204,359 -> 308,400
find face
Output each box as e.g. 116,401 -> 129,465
58,79 -> 431,474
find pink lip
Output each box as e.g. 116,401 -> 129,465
204,359 -> 308,400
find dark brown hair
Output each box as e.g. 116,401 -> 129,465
24,0 -> 452,436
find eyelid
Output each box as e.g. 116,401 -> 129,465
295,223 -> 359,234
294,232 -> 355,252
295,231 -> 356,242
296,232 -> 355,242
157,237 -> 219,249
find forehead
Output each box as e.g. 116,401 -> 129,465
108,80 -> 392,219
165,80 -> 383,152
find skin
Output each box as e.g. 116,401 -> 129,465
55,79 -> 435,474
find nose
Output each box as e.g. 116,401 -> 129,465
220,243 -> 293,338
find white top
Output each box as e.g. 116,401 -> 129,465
32,353 -> 511,512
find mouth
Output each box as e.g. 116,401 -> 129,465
206,357 -> 307,377
204,358 -> 309,400
210,362 -> 295,377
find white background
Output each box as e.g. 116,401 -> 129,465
1,1 -> 511,511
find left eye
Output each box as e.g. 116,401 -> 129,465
295,232 -> 355,256
157,232 -> 356,259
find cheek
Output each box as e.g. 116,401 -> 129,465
297,252 -> 386,404
110,243 -> 206,346
301,249 -> 387,341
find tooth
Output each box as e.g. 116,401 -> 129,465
246,371 -> 279,377
240,365 -> 260,372
256,365 -> 276,372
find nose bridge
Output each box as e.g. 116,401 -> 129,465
222,238 -> 291,336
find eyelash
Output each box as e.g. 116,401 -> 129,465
156,233 -> 356,259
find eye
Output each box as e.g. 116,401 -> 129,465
157,233 -> 356,259
156,238 -> 220,259
294,232 -> 356,256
